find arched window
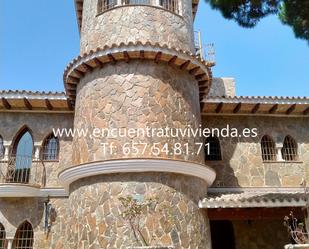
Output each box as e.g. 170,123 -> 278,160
13,221 -> 33,249
261,135 -> 276,161
42,134 -> 59,161
0,223 -> 5,249
282,136 -> 298,161
7,128 -> 33,183
205,136 -> 222,161
0,136 -> 4,159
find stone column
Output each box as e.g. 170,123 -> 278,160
34,142 -> 42,161
6,237 -> 14,249
3,141 -> 10,161
276,143 -> 284,161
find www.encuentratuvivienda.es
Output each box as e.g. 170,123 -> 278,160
52,124 -> 258,139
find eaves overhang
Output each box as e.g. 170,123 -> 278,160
0,90 -> 74,112
201,96 -> 309,116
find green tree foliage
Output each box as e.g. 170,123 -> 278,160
205,0 -> 309,43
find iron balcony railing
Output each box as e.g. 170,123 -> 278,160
0,155 -> 45,187
194,31 -> 215,64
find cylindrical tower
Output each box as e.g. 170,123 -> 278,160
60,0 -> 215,248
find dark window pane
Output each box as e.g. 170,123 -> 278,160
282,136 -> 298,161
14,221 -> 33,249
261,135 -> 276,161
0,223 -> 5,249
43,135 -> 59,161
205,136 -> 222,161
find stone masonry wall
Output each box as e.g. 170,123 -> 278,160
80,0 -> 195,54
203,115 -> 309,187
72,60 -> 203,165
0,112 -> 73,187
66,172 -> 211,249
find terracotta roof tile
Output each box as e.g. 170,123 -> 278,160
0,90 -> 67,99
203,96 -> 309,104
199,190 -> 307,208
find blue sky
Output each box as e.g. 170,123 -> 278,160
0,0 -> 308,96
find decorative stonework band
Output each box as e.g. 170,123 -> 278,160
63,42 -> 213,101
58,158 -> 216,189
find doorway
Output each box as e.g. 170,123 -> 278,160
210,220 -> 236,249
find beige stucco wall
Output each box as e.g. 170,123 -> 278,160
0,112 -> 74,187
72,60 -> 202,165
0,197 -> 68,249
203,115 -> 309,187
80,0 -> 195,54
208,77 -> 236,97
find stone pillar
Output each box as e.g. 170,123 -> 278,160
3,141 -> 10,161
277,143 -> 284,161
6,238 -> 13,249
34,142 -> 41,161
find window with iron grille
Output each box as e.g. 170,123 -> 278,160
42,134 -> 59,161
13,221 -> 33,249
0,223 -> 5,249
122,0 -> 151,5
282,135 -> 298,161
98,0 -> 117,13
205,136 -> 222,161
159,0 -> 179,13
0,136 -> 4,159
6,129 -> 34,184
261,135 -> 276,161
98,0 -> 179,14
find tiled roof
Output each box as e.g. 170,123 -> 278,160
0,90 -> 67,99
199,188 -> 307,208
202,96 -> 309,115
204,96 -> 309,104
63,41 -> 213,101
0,90 -> 73,111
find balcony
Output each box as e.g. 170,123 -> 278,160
194,30 -> 215,65
0,155 -> 46,197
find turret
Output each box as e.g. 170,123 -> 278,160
59,0 -> 215,247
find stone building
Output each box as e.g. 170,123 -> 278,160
0,0 -> 308,248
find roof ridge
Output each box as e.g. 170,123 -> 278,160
207,96 -> 309,99
0,90 -> 66,95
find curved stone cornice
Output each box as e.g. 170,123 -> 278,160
63,42 -> 213,101
58,158 -> 216,189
